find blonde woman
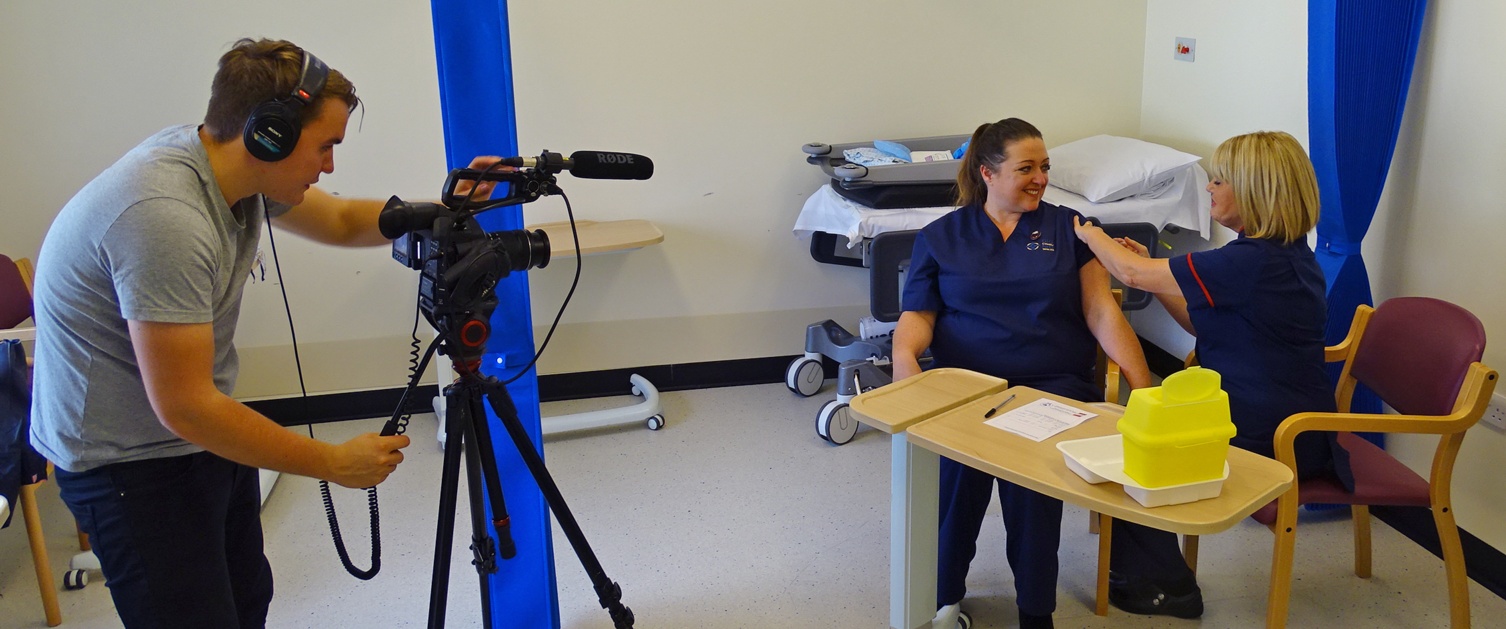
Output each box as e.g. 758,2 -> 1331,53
1072,131 -> 1352,618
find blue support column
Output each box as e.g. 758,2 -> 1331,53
430,2 -> 560,627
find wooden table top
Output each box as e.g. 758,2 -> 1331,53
852,370 -> 1294,535
849,367 -> 1009,434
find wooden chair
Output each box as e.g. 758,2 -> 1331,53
1,253 -> 64,626
1257,297 -> 1495,628
1093,297 -> 1497,628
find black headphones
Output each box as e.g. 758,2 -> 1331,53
243,50 -> 330,162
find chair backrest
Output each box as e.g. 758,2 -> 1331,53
868,229 -> 918,323
0,255 -> 34,330
1349,297 -> 1486,416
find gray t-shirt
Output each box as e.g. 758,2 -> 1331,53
30,125 -> 288,472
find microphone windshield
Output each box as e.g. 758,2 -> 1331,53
568,151 -> 654,180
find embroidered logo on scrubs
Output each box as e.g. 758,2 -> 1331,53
1027,241 -> 1056,252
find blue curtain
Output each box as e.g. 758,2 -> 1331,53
430,2 -> 559,627
1309,0 -> 1428,415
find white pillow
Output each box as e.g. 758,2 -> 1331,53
1047,135 -> 1202,203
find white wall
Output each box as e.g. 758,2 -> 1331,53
1132,0 -> 1309,360
1,1 -> 1151,396
1364,0 -> 1506,551
507,1 -> 1150,375
0,0 -> 452,397
1140,0 -> 1506,550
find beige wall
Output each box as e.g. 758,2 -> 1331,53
5,0 -> 1504,555
0,1 -> 1152,397
1363,0 -> 1506,550
1130,0 -> 1309,360
0,0 -> 452,396
508,1 -> 1150,375
1138,0 -> 1506,549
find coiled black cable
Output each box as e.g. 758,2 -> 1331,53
264,210 -> 387,580
320,481 -> 381,579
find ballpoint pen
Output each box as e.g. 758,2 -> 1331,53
982,393 -> 1017,418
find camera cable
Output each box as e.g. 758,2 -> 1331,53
263,210 -> 386,580
498,190 -> 582,386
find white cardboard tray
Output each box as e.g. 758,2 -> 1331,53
1056,434 -> 1229,508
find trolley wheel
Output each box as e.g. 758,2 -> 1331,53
646,414 -> 665,431
957,610 -> 972,629
802,142 -> 832,156
63,569 -> 88,590
785,357 -> 825,397
815,400 -> 859,446
833,163 -> 869,180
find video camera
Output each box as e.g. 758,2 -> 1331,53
378,150 -> 652,366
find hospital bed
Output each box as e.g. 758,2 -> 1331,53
788,134 -> 1212,445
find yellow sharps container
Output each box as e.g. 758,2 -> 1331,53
1117,367 -> 1237,488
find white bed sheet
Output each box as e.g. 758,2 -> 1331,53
793,163 -> 1211,246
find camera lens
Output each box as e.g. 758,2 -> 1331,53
489,228 -> 550,272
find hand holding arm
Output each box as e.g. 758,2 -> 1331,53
1074,217 -> 1195,335
1072,216 -> 1180,296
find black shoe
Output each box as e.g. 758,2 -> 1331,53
1018,611 -> 1054,629
1108,572 -> 1203,619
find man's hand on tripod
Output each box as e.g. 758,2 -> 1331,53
325,433 -> 411,489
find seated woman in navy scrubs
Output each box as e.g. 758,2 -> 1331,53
892,118 -> 1152,629
1073,130 -> 1352,618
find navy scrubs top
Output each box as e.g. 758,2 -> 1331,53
902,202 -> 1102,403
1169,235 -> 1351,484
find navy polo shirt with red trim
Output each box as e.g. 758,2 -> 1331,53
1168,235 -> 1347,480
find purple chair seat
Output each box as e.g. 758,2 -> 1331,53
1252,432 -> 1432,525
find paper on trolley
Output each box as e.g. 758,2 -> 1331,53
984,398 -> 1098,442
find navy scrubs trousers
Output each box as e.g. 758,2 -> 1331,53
937,459 -> 1064,616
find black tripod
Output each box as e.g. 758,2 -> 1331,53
374,162 -> 635,627
388,353 -> 634,628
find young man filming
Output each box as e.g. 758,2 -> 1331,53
29,38 -> 497,628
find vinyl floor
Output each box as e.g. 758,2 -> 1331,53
4,382 -> 1504,628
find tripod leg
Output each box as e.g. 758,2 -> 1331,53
463,382 -> 517,561
461,389 -> 507,629
426,384 -> 470,629
477,376 -> 635,629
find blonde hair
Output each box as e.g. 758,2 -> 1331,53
1206,131 -> 1321,244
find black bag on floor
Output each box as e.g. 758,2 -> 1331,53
1,338 -> 45,528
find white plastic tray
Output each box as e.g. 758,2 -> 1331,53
1056,434 -> 1229,508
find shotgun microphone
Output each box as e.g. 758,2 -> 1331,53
500,151 -> 654,180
